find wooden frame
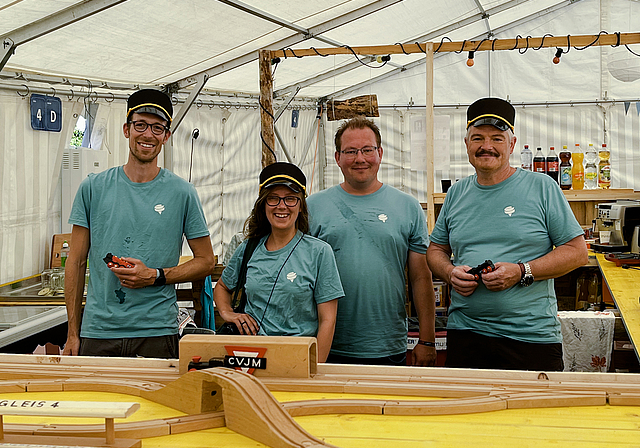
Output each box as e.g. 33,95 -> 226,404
262,32 -> 640,229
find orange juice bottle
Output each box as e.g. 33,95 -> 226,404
571,143 -> 584,190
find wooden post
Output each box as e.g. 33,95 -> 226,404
259,49 -> 276,168
425,42 -> 436,231
105,417 -> 115,444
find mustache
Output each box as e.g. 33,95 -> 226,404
475,150 -> 499,157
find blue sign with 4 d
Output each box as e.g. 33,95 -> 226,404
30,94 -> 62,132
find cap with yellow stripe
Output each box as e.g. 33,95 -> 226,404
127,89 -> 173,123
259,162 -> 307,196
466,98 -> 515,132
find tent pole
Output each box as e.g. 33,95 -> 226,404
425,42 -> 435,232
259,49 -> 276,167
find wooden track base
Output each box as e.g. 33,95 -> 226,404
0,433 -> 141,447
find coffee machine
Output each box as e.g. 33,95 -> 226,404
592,200 -> 640,252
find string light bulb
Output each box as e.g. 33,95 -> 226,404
467,51 -> 475,67
376,54 -> 391,63
553,48 -> 563,64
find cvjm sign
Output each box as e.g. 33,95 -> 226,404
30,94 -> 62,132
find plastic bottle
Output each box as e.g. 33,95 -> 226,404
546,146 -> 559,183
584,143 -> 598,189
571,143 -> 584,190
598,143 -> 611,189
520,144 -> 533,171
559,146 -> 572,190
61,240 -> 69,268
533,147 -> 546,174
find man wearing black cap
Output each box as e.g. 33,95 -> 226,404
63,88 -> 214,358
427,97 -> 588,371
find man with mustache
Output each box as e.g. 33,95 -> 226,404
427,98 -> 588,371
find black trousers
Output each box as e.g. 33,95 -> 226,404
445,329 -> 564,371
79,334 -> 179,359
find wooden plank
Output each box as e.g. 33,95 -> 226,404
425,41 -> 435,231
0,400 -> 139,419
326,94 -> 378,121
0,433 -> 140,447
50,233 -> 72,268
270,33 -> 640,58
598,253 -> 640,361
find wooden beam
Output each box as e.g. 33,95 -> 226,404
259,49 -> 276,167
425,42 -> 435,232
270,32 -> 640,58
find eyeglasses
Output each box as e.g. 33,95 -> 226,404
129,120 -> 169,135
340,146 -> 379,158
266,195 -> 300,207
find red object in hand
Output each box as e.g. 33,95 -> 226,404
103,253 -> 134,268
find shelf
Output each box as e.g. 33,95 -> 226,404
425,189 -> 640,207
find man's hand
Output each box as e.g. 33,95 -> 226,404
480,262 -> 521,291
110,257 -> 156,288
449,265 -> 480,296
62,335 -> 80,356
412,344 -> 437,366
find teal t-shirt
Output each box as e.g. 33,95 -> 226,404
307,184 -> 429,358
69,166 -> 210,338
220,231 -> 343,337
429,168 -> 584,343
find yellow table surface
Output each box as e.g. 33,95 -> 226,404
2,390 -> 640,447
597,253 -> 640,359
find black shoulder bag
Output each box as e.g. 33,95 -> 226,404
216,237 -> 260,335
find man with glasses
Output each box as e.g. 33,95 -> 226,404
307,116 -> 437,366
427,97 -> 587,370
63,89 -> 214,358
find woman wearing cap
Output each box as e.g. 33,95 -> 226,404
213,162 -> 343,362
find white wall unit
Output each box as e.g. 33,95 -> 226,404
61,148 -> 108,233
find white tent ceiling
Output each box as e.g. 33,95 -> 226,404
2,0 -> 639,107
1,0 -> 640,284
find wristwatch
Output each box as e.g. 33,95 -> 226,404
153,268 -> 166,286
518,262 -> 534,287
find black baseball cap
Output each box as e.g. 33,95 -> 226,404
259,162 -> 307,195
127,89 -> 173,123
467,97 -> 515,132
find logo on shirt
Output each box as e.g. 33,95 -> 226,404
286,272 -> 297,282
378,214 -> 388,223
504,206 -> 515,217
154,204 -> 165,215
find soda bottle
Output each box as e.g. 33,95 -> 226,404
584,143 -> 598,189
520,144 -> 533,171
598,143 -> 611,189
61,240 -> 69,268
571,143 -> 584,190
546,146 -> 559,183
533,147 -> 546,174
559,146 -> 572,190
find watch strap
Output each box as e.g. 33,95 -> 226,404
153,268 -> 166,286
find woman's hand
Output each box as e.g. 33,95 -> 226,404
219,309 -> 259,335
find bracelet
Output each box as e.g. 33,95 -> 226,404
417,339 -> 436,347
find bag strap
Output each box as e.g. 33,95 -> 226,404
234,236 -> 260,312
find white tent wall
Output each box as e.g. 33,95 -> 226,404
318,103 -> 637,214
0,93 -> 83,285
0,94 -> 321,283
